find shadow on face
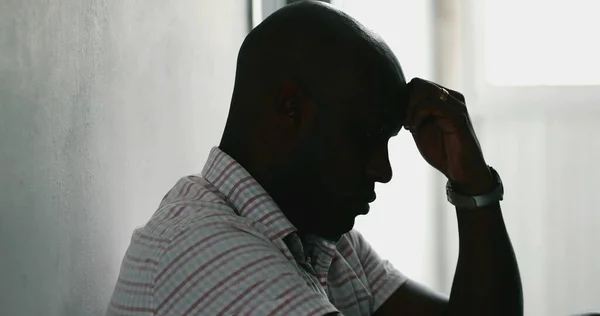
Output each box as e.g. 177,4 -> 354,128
222,0 -> 409,240
265,62 -> 407,240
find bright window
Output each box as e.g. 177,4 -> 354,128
483,0 -> 600,86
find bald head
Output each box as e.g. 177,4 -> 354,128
223,0 -> 405,143
233,1 -> 374,99
219,0 -> 407,240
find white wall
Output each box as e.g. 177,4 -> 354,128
0,1 -> 247,315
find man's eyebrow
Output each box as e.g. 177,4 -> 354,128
378,100 -> 405,137
379,122 -> 399,138
388,125 -> 401,137
382,117 -> 403,137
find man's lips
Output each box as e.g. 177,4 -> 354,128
367,191 -> 377,203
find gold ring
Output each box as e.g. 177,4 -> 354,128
439,87 -> 449,102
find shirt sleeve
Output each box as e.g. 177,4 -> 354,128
153,220 -> 339,316
347,229 -> 409,313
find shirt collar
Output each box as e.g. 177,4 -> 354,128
301,234 -> 338,279
201,146 -> 338,277
201,147 -> 297,240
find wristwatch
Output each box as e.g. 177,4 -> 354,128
446,166 -> 504,210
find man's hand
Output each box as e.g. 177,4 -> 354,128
403,78 -> 493,195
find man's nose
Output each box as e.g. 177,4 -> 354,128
366,148 -> 393,184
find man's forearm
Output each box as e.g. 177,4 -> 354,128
447,201 -> 523,316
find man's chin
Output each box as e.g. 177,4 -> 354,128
318,215 -> 357,241
356,202 -> 370,215
301,203 -> 368,240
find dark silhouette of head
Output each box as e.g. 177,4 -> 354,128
219,0 -> 407,241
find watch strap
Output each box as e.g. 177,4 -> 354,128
446,166 -> 504,210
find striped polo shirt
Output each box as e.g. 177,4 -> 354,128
107,147 -> 407,315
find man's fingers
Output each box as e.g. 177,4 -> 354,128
404,79 -> 441,128
425,80 -> 465,102
405,92 -> 463,130
408,101 -> 459,132
404,78 -> 467,130
408,78 -> 466,105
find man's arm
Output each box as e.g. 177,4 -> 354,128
449,200 -> 523,315
374,78 -> 523,316
373,200 -> 522,316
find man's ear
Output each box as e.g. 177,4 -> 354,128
276,80 -> 317,142
277,80 -> 303,123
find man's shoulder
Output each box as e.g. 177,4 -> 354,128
137,174 -> 271,248
332,230 -> 375,273
157,174 -> 226,210
337,229 -> 367,252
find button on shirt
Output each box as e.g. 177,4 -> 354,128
107,147 -> 408,315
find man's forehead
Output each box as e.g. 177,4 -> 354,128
343,90 -> 405,132
357,69 -> 407,122
319,45 -> 407,128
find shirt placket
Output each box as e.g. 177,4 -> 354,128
285,234 -> 329,297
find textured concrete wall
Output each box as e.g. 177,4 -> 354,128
0,1 -> 247,315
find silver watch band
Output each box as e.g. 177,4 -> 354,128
445,166 -> 504,210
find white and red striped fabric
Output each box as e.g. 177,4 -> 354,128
107,147 -> 407,315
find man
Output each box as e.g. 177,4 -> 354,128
107,1 -> 523,315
